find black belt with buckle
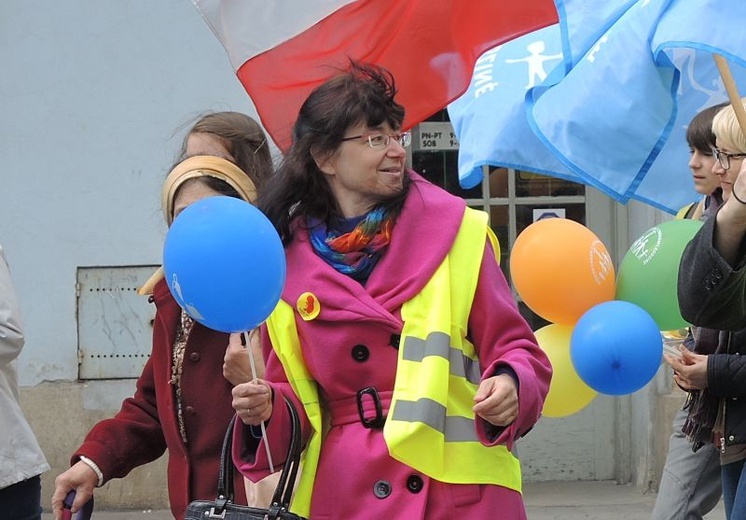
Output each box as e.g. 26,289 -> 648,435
357,386 -> 386,429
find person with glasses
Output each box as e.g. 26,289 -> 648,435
654,102 -> 726,520
671,97 -> 746,519
712,148 -> 746,174
229,62 -> 551,519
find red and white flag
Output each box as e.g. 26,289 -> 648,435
193,0 -> 558,150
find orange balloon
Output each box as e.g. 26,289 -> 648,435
510,218 -> 615,324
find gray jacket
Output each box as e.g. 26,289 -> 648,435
0,244 -> 49,489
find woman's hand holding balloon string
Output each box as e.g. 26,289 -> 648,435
223,331 -> 265,386
223,333 -> 251,386
232,338 -> 275,472
232,379 -> 273,426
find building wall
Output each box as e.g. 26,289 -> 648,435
1,1 -> 267,387
2,0 -> 262,509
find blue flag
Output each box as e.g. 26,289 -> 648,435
448,25 -> 578,189
450,0 -> 746,213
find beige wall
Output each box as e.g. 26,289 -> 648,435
21,383 -> 168,512
652,379 -> 688,492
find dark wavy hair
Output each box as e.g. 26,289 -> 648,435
257,62 -> 409,244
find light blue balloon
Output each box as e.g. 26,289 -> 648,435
571,300 -> 662,396
163,196 -> 286,333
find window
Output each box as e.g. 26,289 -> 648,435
412,110 -> 586,330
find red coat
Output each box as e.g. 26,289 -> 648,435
74,278 -> 246,519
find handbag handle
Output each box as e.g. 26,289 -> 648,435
216,395 -> 303,514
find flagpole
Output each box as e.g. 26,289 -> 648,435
713,54 -> 746,135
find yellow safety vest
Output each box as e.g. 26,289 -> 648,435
385,207 -> 521,490
675,198 -> 704,221
266,208 -> 519,517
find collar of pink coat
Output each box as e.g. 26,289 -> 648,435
282,172 -> 467,327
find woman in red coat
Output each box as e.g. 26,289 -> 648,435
51,113 -> 273,519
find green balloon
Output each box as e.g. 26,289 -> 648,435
615,219 -> 703,330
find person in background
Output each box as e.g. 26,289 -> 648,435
653,102 -> 726,520
230,62 -> 551,519
0,243 -> 49,520
675,104 -> 728,221
670,97 -> 746,519
51,112 -> 274,520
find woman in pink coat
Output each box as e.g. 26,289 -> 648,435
232,62 -> 551,519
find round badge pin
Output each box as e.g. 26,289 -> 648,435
297,292 -> 320,321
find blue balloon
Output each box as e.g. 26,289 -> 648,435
163,196 -> 286,333
570,301 -> 662,396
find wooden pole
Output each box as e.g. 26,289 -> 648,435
713,54 -> 746,135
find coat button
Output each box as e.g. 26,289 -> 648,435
189,352 -> 200,362
185,406 -> 195,415
390,334 -> 401,350
730,435 -> 735,441
373,480 -> 391,499
406,475 -> 423,494
351,345 -> 369,362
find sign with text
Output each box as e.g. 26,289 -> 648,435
533,208 -> 566,222
413,122 -> 459,151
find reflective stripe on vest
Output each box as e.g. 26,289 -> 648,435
384,207 -> 521,491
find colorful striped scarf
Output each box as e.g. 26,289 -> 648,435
309,206 -> 393,282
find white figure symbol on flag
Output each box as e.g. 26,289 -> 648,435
673,48 -> 727,113
504,40 -> 562,89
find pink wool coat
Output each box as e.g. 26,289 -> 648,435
235,174 -> 551,519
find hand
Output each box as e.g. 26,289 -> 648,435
664,347 -> 709,390
233,379 -> 273,426
223,333 -> 252,386
473,374 -> 519,427
722,160 -> 746,222
51,461 -> 98,519
732,160 -> 746,209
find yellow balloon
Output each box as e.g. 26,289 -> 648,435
534,324 -> 597,418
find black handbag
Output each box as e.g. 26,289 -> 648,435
184,396 -> 307,520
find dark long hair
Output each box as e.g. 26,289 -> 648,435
257,62 -> 409,244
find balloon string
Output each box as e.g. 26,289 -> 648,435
246,332 -> 274,473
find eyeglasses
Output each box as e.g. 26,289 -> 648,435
341,131 -> 411,149
711,147 -> 746,170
